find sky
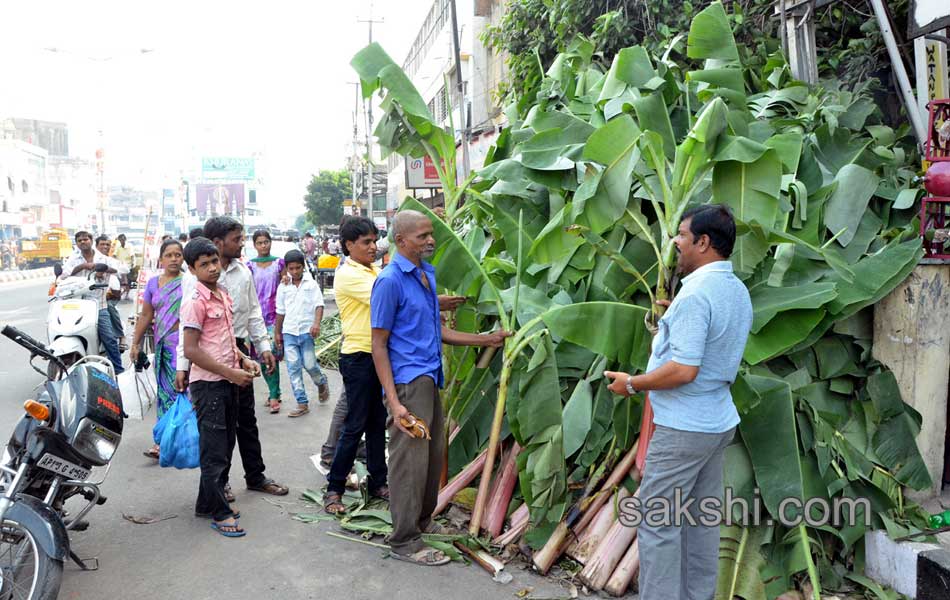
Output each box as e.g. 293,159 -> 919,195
0,0 -> 435,219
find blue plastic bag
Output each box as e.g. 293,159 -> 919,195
159,393 -> 200,469
152,408 -> 170,445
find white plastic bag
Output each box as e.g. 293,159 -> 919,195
119,368 -> 157,420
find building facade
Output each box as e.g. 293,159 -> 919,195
382,0 -> 508,217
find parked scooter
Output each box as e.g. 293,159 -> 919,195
0,324 -> 124,599
46,264 -> 112,379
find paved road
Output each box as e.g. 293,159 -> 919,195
0,280 -> 570,600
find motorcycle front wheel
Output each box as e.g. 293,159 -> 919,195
0,519 -> 63,600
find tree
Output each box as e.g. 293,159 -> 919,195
303,169 -> 350,227
294,214 -> 314,233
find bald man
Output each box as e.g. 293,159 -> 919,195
371,210 -> 510,566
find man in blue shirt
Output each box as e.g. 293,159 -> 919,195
604,204 -> 752,600
371,209 -> 509,566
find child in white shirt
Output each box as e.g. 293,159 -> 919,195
275,250 -> 329,417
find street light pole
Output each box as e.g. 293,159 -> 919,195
449,0 -> 471,179
358,1 -> 383,222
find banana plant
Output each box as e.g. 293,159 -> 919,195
351,1 -> 931,595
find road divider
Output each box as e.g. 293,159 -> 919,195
0,268 -> 54,284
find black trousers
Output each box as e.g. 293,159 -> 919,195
192,380 -> 239,521
326,352 -> 387,494
222,339 -> 267,487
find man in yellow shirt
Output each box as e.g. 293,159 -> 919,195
323,216 -> 386,513
113,234 -> 134,297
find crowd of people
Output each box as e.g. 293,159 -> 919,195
70,212 -> 496,557
43,202 -> 753,595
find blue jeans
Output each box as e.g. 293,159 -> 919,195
283,332 -> 327,405
97,308 -> 124,374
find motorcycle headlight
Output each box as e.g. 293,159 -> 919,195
70,418 -> 121,465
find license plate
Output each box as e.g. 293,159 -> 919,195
61,302 -> 80,310
36,453 -> 90,480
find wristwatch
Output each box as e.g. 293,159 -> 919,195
625,376 -> 637,396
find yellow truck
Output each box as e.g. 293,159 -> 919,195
18,229 -> 74,269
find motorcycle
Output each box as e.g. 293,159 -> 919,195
46,264 -> 112,379
0,324 -> 124,599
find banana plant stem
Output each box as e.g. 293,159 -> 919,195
469,329 -> 548,535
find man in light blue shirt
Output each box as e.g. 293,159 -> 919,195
605,204 -> 752,600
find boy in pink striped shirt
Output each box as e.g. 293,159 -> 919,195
180,237 -> 260,538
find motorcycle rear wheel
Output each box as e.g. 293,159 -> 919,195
0,519 -> 63,600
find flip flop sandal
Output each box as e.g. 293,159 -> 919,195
224,485 -> 236,503
246,479 -> 289,496
210,521 -> 246,538
323,492 -> 347,515
196,510 -> 240,519
143,447 -> 160,460
269,400 -> 281,414
391,548 -> 450,566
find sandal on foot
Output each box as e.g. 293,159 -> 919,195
391,548 -> 450,566
196,510 -> 240,519
288,405 -> 309,417
210,520 -> 245,538
370,485 -> 390,501
246,478 -> 289,496
323,492 -> 346,515
224,484 -> 236,503
269,399 -> 281,414
318,383 -> 330,404
143,446 -> 160,460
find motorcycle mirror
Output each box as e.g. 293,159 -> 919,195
53,263 -> 63,277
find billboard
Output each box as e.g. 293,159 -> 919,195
195,183 -> 245,217
405,155 -> 442,189
201,157 -> 255,181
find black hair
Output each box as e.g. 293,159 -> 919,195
284,249 -> 306,267
95,235 -> 110,246
117,234 -> 126,241
305,232 -> 313,237
188,227 -> 204,240
178,233 -> 188,242
339,216 -> 378,257
203,216 -> 243,243
680,204 -> 736,258
252,229 -> 271,243
160,238 -> 183,258
183,237 -> 219,267
74,230 -> 92,243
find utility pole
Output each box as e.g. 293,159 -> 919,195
358,1 -> 384,222
449,0 -> 471,178
348,82 -> 361,217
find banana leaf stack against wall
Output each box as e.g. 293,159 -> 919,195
351,2 -> 931,597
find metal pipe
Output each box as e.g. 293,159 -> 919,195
449,0 -> 471,179
43,477 -> 62,505
868,0 -> 928,150
0,463 -> 29,523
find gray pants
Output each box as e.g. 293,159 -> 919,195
320,390 -> 366,465
637,424 -> 735,600
387,375 -> 445,555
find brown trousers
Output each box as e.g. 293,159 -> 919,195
387,375 -> 445,555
